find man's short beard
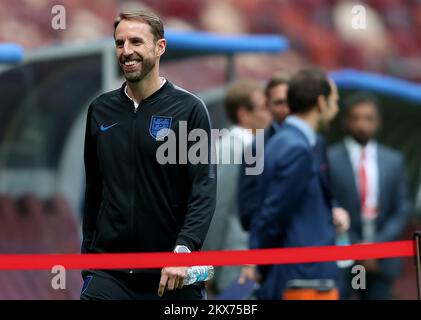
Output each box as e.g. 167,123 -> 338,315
353,135 -> 370,146
124,58 -> 155,83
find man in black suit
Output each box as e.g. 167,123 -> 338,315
328,93 -> 412,300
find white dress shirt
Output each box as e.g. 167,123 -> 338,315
345,137 -> 379,241
215,126 -> 254,165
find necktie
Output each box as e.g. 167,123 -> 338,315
359,147 -> 377,242
359,147 -> 378,220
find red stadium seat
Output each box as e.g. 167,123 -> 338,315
44,195 -> 82,299
17,193 -> 51,253
390,29 -> 421,57
44,195 -> 81,254
0,195 -> 25,253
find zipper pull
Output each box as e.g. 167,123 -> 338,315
133,100 -> 141,114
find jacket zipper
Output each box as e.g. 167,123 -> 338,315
130,105 -> 138,248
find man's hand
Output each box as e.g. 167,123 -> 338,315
158,266 -> 189,297
238,265 -> 261,284
332,207 -> 350,233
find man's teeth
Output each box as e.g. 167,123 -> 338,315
124,61 -> 138,66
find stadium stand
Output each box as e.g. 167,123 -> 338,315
1,0 -> 420,80
0,194 -> 82,299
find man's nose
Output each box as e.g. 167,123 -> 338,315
123,42 -> 133,55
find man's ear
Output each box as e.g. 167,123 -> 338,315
156,38 -> 166,57
317,95 -> 327,113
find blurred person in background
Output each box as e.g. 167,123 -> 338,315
199,0 -> 248,34
237,71 -> 290,233
236,72 -> 290,287
328,93 -> 411,300
250,68 -> 343,300
203,79 -> 271,296
81,10 -> 216,300
416,169 -> 421,219
414,166 -> 421,220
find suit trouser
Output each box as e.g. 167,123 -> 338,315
80,270 -> 205,300
338,267 -> 394,300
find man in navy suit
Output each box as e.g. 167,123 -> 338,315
328,93 -> 411,300
250,68 -> 341,300
238,71 -> 291,233
236,72 -> 290,287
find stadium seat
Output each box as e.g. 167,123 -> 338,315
44,195 -> 81,254
17,194 -> 51,253
0,194 -> 82,299
0,194 -> 23,253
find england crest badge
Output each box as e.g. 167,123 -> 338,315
149,115 -> 173,140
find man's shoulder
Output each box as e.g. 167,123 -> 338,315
89,88 -> 121,109
166,83 -> 212,125
266,125 -> 311,158
327,141 -> 346,157
378,144 -> 404,162
271,124 -> 309,147
167,82 -> 206,108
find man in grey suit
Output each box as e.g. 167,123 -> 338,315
203,80 -> 271,295
328,92 -> 412,300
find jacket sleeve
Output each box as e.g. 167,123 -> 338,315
81,105 -> 103,253
250,146 -> 312,249
202,159 -> 237,251
175,101 -> 217,251
237,140 -> 259,231
374,155 -> 412,243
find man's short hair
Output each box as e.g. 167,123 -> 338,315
342,92 -> 381,117
114,11 -> 164,41
264,71 -> 290,98
224,80 -> 262,124
287,68 -> 331,114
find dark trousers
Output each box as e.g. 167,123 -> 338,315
80,270 -> 205,300
338,267 -> 394,300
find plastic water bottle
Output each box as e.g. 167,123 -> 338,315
336,231 -> 355,268
183,266 -> 215,285
361,216 -> 376,243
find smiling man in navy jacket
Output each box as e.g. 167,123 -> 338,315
81,11 -> 216,300
250,68 -> 340,300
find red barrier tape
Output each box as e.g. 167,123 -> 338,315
0,241 -> 414,270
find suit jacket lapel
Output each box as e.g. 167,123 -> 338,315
340,142 -> 360,211
377,146 -> 386,219
316,136 -> 331,200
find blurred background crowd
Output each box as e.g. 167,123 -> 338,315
1,0 -> 421,81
